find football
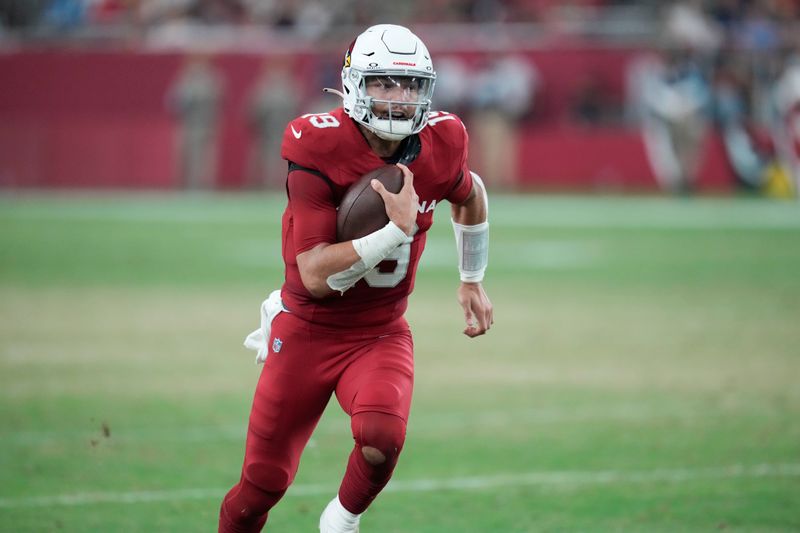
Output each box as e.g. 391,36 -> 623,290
337,164 -> 404,241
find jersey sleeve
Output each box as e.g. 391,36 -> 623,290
443,115 -> 474,205
281,118 -> 312,170
281,114 -> 340,173
287,169 -> 337,254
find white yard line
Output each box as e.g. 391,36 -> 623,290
1,463 -> 798,509
3,197 -> 800,229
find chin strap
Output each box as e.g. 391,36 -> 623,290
325,87 -> 418,141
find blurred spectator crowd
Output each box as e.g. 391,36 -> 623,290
2,0 -> 800,195
1,0 -> 797,42
0,0 -> 606,34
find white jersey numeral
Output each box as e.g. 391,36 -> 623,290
364,226 -> 416,289
301,113 -> 340,128
428,111 -> 456,126
364,241 -> 411,288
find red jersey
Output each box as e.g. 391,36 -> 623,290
279,107 -> 473,328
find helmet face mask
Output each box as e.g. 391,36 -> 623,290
341,25 -> 436,141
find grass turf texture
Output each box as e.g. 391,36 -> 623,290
1,194 -> 799,532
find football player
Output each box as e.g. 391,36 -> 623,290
219,24 -> 493,532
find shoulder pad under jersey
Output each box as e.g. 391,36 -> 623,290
281,111 -> 344,171
424,111 -> 468,150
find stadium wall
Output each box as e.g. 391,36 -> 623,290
0,48 -> 733,191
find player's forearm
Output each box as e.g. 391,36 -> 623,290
296,221 -> 408,298
296,242 -> 361,298
451,173 -> 489,284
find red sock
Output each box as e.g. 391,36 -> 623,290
337,443 -> 398,514
337,411 -> 406,514
218,478 -> 282,533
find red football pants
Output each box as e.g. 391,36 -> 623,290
219,311 -> 414,532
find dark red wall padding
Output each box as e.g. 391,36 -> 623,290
0,48 -> 733,191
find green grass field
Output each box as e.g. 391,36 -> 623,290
1,193 -> 799,532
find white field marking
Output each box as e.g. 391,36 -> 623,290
4,197 -> 800,229
1,463 -> 799,509
228,239 -> 284,267
491,213 -> 800,230
419,238 -> 601,270
484,198 -> 800,230
0,403 -> 740,446
0,198 -> 281,225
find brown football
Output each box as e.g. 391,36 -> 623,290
337,165 -> 404,241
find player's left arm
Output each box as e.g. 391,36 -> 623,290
451,172 -> 493,338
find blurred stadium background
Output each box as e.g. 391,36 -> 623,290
1,1 -> 800,531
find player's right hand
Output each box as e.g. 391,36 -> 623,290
371,163 -> 419,236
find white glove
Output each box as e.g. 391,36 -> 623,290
243,289 -> 286,364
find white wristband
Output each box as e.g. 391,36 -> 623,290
327,222 -> 408,293
452,219 -> 489,283
352,221 -> 408,267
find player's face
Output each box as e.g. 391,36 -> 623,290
365,76 -> 424,119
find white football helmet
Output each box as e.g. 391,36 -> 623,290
336,24 -> 436,141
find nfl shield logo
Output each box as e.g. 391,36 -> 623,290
272,338 -> 283,353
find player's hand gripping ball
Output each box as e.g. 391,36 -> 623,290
336,164 -> 404,241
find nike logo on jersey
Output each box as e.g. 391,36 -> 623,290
291,125 -> 302,139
